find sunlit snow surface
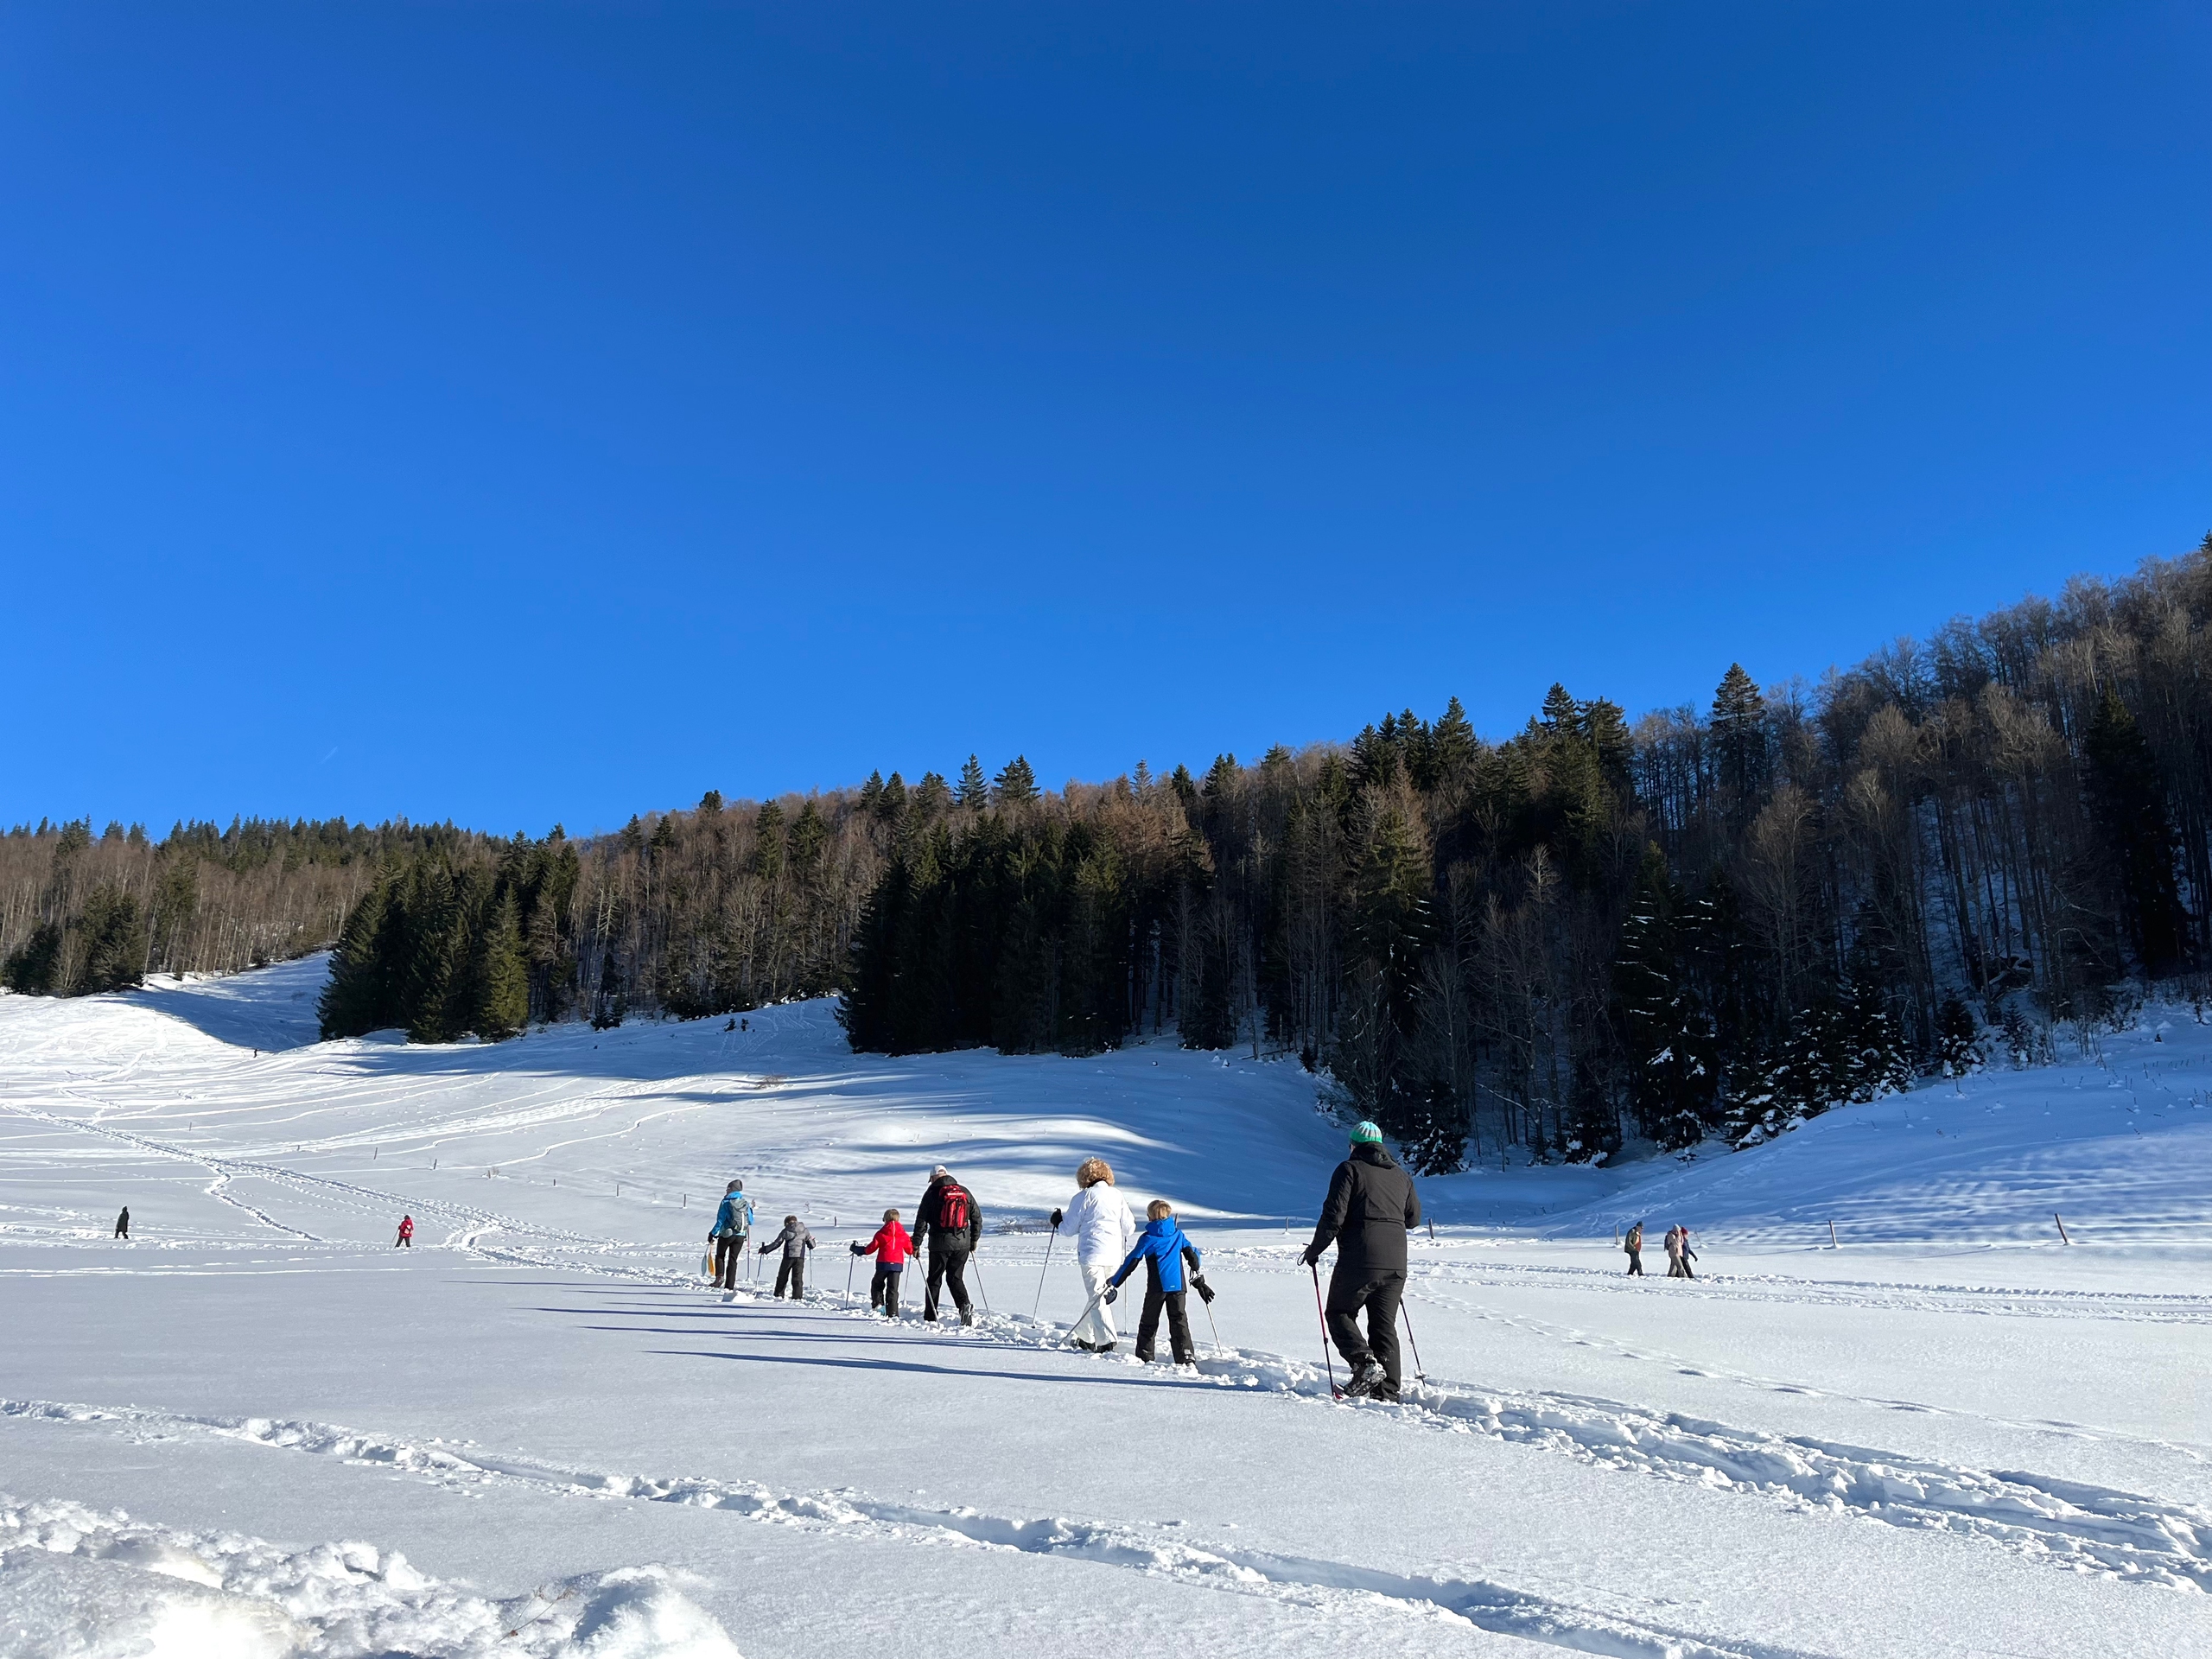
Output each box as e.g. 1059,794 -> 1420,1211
2,957 -> 2208,1657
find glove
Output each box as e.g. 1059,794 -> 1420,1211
1300,1244 -> 1322,1268
850,1242 -> 865,1255
1103,1285 -> 1119,1306
1192,1274 -> 1215,1305
1050,1208 -> 1064,1230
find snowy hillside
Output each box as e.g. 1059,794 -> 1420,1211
3,960 -> 2209,1657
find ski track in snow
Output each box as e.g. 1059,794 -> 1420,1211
0,1395 -> 1835,1659
15,1096 -> 2208,1599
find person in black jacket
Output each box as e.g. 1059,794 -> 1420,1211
1302,1121 -> 1421,1401
912,1165 -> 982,1325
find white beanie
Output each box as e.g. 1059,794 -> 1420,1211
931,1165 -> 950,1180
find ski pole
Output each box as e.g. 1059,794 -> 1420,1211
1033,1224 -> 1058,1319
1201,1295 -> 1225,1360
1063,1283 -> 1109,1348
971,1257 -> 990,1313
1310,1261 -> 1340,1399
1400,1297 -> 1426,1384
846,1248 -> 856,1302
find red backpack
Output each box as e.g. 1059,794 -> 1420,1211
937,1183 -> 972,1235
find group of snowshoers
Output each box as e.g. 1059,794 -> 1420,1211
699,1116 -> 1431,1402
1621,1220 -> 1698,1278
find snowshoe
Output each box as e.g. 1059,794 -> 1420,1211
1342,1357 -> 1386,1399
959,1309 -> 975,1327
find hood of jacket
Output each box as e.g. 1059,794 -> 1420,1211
1350,1141 -> 1399,1172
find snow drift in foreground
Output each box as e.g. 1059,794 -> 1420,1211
0,1495 -> 741,1659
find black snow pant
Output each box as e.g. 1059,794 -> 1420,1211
115,1222 -> 128,1239
395,1235 -> 410,1249
871,1264 -> 903,1315
924,1246 -> 972,1321
1135,1284 -> 1195,1364
774,1256 -> 807,1299
715,1236 -> 745,1290
1625,1249 -> 1643,1275
1326,1268 -> 1405,1391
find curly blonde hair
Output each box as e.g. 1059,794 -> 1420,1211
1076,1157 -> 1113,1188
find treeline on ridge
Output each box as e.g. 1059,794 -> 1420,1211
842,539 -> 2212,1171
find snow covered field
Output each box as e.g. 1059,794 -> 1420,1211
3,958 -> 2209,1657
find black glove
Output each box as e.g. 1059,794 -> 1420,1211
1103,1284 -> 1119,1305
849,1242 -> 865,1255
1300,1244 -> 1323,1268
1192,1274 -> 1215,1304
1050,1208 -> 1064,1230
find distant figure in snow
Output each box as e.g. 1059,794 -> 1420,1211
1663,1225 -> 1687,1277
394,1215 -> 414,1249
1677,1228 -> 1698,1279
1105,1199 -> 1211,1366
914,1166 -> 982,1325
114,1206 -> 130,1241
1302,1120 -> 1421,1402
760,1215 -> 817,1298
1624,1221 -> 1644,1276
1062,1158 -> 1136,1351
709,1179 -> 753,1293
851,1208 -> 912,1316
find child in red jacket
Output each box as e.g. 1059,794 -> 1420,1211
852,1209 -> 912,1317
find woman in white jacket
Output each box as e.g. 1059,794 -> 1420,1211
1062,1157 -> 1136,1351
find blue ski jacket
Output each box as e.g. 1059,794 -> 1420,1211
709,1192 -> 753,1240
1110,1216 -> 1199,1294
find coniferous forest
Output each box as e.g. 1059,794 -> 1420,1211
9,543 -> 2212,1171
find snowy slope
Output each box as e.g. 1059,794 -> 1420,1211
2,962 -> 2209,1658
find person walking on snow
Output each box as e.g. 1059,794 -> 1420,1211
709,1179 -> 753,1293
113,1206 -> 130,1241
1624,1221 -> 1644,1276
1302,1120 -> 1421,1402
1677,1227 -> 1698,1279
913,1166 -> 982,1325
851,1208 -> 912,1316
394,1215 -> 414,1249
1106,1199 -> 1212,1365
1663,1225 -> 1686,1277
759,1215 -> 817,1299
1061,1158 -> 1136,1351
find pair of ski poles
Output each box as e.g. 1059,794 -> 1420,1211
1309,1260 -> 1424,1398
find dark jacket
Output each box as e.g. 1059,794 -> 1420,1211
1110,1217 -> 1199,1294
1306,1143 -> 1421,1274
913,1176 -> 982,1252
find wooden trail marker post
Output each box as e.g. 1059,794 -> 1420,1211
2055,1212 -> 2071,1245
1828,1220 -> 1839,1249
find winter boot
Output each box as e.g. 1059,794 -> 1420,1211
959,1307 -> 975,1327
1343,1357 -> 1386,1398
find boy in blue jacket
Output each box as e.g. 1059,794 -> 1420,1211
1106,1199 -> 1213,1365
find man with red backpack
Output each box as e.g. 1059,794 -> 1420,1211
913,1165 -> 982,1325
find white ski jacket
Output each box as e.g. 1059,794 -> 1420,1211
1062,1182 -> 1137,1268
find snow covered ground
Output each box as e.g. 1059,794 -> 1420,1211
3,957 -> 2208,1657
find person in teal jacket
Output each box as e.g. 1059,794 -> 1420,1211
709,1179 -> 753,1292
1106,1200 -> 1212,1365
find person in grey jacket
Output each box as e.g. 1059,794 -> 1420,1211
1301,1120 -> 1421,1401
759,1215 -> 817,1299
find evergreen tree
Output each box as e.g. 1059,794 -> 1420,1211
2084,684 -> 2187,973
319,880 -> 393,1039
402,863 -> 461,1043
994,755 -> 1039,806
753,801 -> 786,883
590,950 -> 626,1029
912,771 -> 951,818
2,921 -> 62,995
71,887 -> 148,995
1711,664 -> 1768,810
474,889 -> 529,1041
957,755 -> 989,807
1614,844 -> 1719,1148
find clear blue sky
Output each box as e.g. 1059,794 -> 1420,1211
4,3 -> 2207,835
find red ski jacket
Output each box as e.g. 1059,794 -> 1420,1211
856,1221 -> 912,1266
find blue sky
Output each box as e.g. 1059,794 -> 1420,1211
4,3 -> 2206,835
